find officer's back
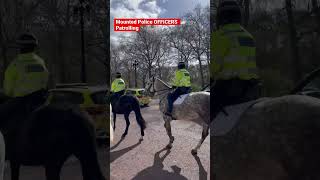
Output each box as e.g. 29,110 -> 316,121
1,33 -> 49,114
4,33 -> 49,98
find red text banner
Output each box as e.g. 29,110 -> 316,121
114,18 -> 181,32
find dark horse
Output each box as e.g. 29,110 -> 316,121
111,94 -> 146,140
0,91 -> 105,180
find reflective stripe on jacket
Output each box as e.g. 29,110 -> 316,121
211,23 -> 259,80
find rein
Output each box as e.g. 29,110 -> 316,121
150,78 -> 172,96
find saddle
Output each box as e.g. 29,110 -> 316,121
110,94 -> 129,112
174,94 -> 189,105
211,98 -> 267,136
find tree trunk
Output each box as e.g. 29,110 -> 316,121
198,53 -> 205,87
243,0 -> 250,27
0,14 -> 8,87
58,31 -> 67,83
285,0 -> 301,82
312,0 -> 320,33
206,50 -> 210,79
105,0 -> 110,88
148,62 -> 152,79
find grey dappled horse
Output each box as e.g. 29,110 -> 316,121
0,131 -> 5,180
146,76 -> 210,155
210,95 -> 320,180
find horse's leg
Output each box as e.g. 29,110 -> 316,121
45,163 -> 63,180
10,162 -> 20,180
76,148 -> 105,180
191,124 -> 209,155
164,119 -> 174,149
122,113 -> 130,138
113,112 -> 116,131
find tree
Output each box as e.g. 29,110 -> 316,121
184,5 -> 209,87
0,0 -> 46,85
124,27 -> 168,78
311,0 -> 320,32
285,0 -> 302,81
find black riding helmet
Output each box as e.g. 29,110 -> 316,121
178,61 -> 186,69
16,33 -> 38,53
115,72 -> 122,78
216,0 -> 242,29
17,33 -> 38,47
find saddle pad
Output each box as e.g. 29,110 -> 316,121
174,94 -> 189,105
211,99 -> 262,136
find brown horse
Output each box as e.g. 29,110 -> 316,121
0,92 -> 105,180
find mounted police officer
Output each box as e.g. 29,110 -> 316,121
165,61 -> 191,117
110,72 -> 126,104
2,32 -> 49,111
211,0 -> 261,120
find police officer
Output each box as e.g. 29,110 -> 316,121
110,72 -> 126,103
3,33 -> 49,105
211,0 -> 260,120
165,61 -> 191,117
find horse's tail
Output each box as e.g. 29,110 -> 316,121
132,98 -> 146,130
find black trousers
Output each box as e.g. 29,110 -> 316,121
0,89 -> 48,119
210,79 -> 260,120
167,87 -> 191,113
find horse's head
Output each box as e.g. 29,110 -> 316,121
145,75 -> 172,98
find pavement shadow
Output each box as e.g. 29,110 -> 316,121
110,139 -> 142,163
132,147 -> 188,180
110,136 -> 125,151
193,154 -> 208,180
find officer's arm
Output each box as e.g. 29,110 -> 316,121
3,63 -> 18,97
173,71 -> 180,88
111,81 -> 116,92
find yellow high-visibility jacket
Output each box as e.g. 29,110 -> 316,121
173,69 -> 191,87
4,52 -> 49,97
111,78 -> 126,93
211,23 -> 259,80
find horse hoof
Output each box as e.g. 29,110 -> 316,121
191,149 -> 197,155
139,137 -> 144,141
170,136 -> 175,143
166,144 -> 173,149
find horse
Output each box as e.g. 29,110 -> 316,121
110,93 -> 146,140
145,76 -> 210,155
210,94 -> 320,180
0,130 -> 5,180
0,92 -> 105,180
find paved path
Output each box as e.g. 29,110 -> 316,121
3,149 -> 108,180
110,99 -> 210,180
2,99 -> 209,180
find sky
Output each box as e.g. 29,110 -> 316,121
110,0 -> 210,45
